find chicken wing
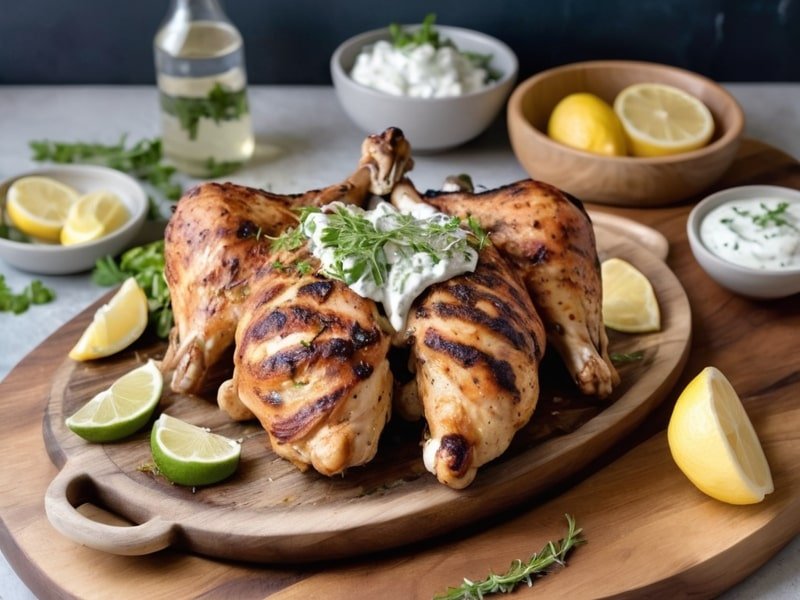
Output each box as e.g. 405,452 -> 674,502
161,128 -> 412,394
219,252 -> 393,476
404,243 -> 546,488
393,177 -> 619,398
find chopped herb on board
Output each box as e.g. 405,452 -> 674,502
0,274 -> 55,314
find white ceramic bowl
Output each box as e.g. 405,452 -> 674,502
0,165 -> 148,275
687,185 -> 800,299
331,24 -> 518,152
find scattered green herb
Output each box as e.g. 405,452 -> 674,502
92,241 -> 173,338
205,157 -> 245,178
30,136 -> 182,208
433,515 -> 585,600
466,216 -> 490,251
0,274 -> 56,314
295,260 -> 313,276
161,83 -> 249,140
610,350 -> 645,365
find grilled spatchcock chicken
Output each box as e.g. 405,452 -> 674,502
161,127 -> 614,486
392,177 -> 619,399
405,242 -> 546,488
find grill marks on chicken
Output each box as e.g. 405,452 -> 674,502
393,178 -> 619,399
161,127 -> 412,395
406,243 -> 546,488
220,259 -> 392,476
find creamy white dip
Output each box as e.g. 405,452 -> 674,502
350,39 -> 491,98
700,197 -> 800,270
303,201 -> 479,331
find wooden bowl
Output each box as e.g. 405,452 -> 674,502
507,60 -> 745,206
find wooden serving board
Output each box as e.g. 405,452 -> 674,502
1,139 -> 797,598
41,228 -> 691,562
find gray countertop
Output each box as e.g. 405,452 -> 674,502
0,84 -> 798,599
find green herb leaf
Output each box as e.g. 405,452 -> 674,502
160,83 -> 249,141
0,274 -> 56,315
433,515 -> 585,599
610,350 -> 645,365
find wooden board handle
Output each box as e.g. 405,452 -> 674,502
44,461 -> 174,556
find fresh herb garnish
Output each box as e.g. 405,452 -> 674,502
92,241 -> 173,338
730,202 -> 798,231
466,215 -> 490,251
610,350 -> 645,365
434,514 -> 585,600
205,157 -> 245,178
161,83 -> 249,140
29,136 -> 182,208
0,274 -> 56,314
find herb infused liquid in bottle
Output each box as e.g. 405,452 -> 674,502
154,0 -> 254,177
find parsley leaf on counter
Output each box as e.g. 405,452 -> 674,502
0,274 -> 56,315
93,241 -> 173,338
30,136 -> 183,205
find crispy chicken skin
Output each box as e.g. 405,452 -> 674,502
161,128 -> 411,394
393,178 -> 619,399
219,252 -> 392,476
405,243 -> 546,488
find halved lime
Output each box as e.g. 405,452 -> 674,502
66,360 -> 163,442
150,414 -> 241,487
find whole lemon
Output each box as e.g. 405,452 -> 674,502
547,93 -> 627,156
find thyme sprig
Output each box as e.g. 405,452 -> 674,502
434,515 -> 585,600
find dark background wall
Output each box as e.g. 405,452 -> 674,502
2,0 -> 798,85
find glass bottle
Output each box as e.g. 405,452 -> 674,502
154,0 -> 255,177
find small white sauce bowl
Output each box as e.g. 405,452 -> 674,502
0,165 -> 148,275
331,24 -> 518,152
687,185 -> 800,299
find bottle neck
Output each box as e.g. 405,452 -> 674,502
167,0 -> 230,24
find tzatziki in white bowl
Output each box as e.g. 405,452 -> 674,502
687,185 -> 800,299
331,23 -> 517,152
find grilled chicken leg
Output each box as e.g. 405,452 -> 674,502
404,243 -> 546,488
161,128 -> 412,394
393,178 -> 619,398
219,250 -> 393,476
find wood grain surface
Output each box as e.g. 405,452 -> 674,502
0,138 -> 798,599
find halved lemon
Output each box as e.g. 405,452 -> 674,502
68,278 -> 148,361
66,360 -> 163,443
601,257 -> 660,333
60,190 -> 129,246
150,414 -> 241,487
668,366 -> 773,505
5,176 -> 79,241
548,93 -> 627,157
613,83 -> 714,157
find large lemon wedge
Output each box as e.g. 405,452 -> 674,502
601,257 -> 660,333
69,278 -> 148,361
613,83 -> 714,157
547,93 -> 627,156
668,367 -> 774,505
60,190 -> 129,246
5,176 -> 79,241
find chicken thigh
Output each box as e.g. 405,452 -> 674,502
393,178 -> 619,398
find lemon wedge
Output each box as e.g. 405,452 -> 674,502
151,414 -> 241,487
5,176 -> 79,241
668,366 -> 774,504
66,360 -> 163,443
69,278 -> 148,361
547,93 -> 627,156
601,257 -> 660,333
60,190 -> 129,246
613,83 -> 714,157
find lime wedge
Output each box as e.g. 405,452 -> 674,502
150,414 -> 241,487
66,360 -> 163,442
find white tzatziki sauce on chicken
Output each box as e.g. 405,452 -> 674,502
350,39 -> 491,98
302,201 -> 480,331
700,197 -> 800,270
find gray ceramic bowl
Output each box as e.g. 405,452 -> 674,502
687,185 -> 800,299
331,24 -> 518,152
0,165 -> 148,275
